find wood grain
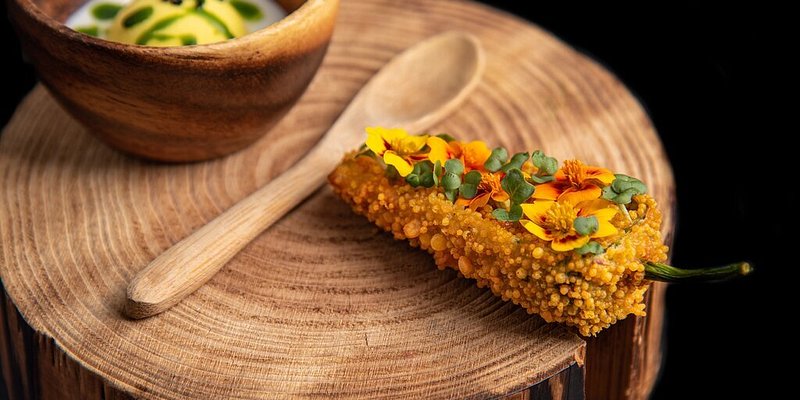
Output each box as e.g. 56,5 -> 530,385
0,0 -> 674,398
125,32 -> 485,319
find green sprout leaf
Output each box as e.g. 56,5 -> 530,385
444,159 -> 464,176
442,172 -> 461,191
459,184 -> 477,199
492,204 -> 523,221
433,160 -> 442,186
464,170 -> 482,185
501,152 -> 530,173
483,147 -> 508,172
385,164 -> 400,180
406,175 -> 421,187
355,148 -> 376,159
440,159 -> 464,198
406,161 -> 436,188
445,188 -> 459,202
529,174 -> 555,184
531,150 -> 558,175
601,174 -> 648,204
459,170 -> 482,199
500,168 -> 535,204
576,241 -> 605,255
573,215 -> 599,236
529,150 -> 559,184
436,133 -> 456,142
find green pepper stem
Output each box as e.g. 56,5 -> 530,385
644,261 -> 752,283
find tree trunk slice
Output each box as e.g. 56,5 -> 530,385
0,0 -> 674,399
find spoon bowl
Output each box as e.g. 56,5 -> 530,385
334,32 -> 484,149
125,32 -> 485,319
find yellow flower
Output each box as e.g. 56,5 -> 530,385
533,160 -> 615,205
520,199 -> 618,252
365,127 -> 429,177
426,136 -> 460,165
425,137 -> 491,172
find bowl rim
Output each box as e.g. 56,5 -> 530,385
12,0 -> 328,57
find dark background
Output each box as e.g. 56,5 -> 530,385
1,2 -> 785,399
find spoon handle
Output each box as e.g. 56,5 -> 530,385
125,146 -> 339,319
124,32 -> 484,319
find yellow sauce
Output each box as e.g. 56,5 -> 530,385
106,0 -> 247,46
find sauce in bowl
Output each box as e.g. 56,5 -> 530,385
66,0 -> 286,45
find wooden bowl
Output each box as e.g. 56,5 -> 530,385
6,0 -> 339,161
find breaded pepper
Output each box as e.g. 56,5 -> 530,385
329,128 -> 751,335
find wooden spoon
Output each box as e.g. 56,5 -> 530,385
125,32 -> 485,319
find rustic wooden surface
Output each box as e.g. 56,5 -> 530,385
0,0 -> 674,399
124,32 -> 484,320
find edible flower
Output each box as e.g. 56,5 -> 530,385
427,138 -> 492,172
455,140 -> 492,171
532,160 -> 615,204
365,127 -> 429,176
427,136 -> 460,165
456,171 -> 510,210
520,199 -> 618,251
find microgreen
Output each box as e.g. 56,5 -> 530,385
483,147 -> 509,172
602,174 -> 647,204
459,170 -> 482,199
573,215 -> 599,236
576,241 -> 605,255
492,204 -> 523,221
500,152 -> 530,173
529,150 -> 558,183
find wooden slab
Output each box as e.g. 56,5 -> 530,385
0,0 -> 673,399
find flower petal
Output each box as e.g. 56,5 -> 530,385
399,134 -> 429,154
491,190 -> 510,203
455,197 -> 471,208
426,136 -> 451,164
559,185 -> 602,205
448,141 -> 465,159
469,192 -> 491,210
462,141 -> 492,170
591,221 -> 618,238
577,198 -> 607,212
365,127 -> 388,155
372,127 -> 408,142
531,182 -> 565,200
520,219 -> 552,241
383,151 -> 414,177
551,234 -> 590,252
521,201 -> 554,220
585,166 -> 615,184
590,207 -> 618,222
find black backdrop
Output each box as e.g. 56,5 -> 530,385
1,2 -> 785,399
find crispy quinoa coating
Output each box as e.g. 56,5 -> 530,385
329,155 -> 668,336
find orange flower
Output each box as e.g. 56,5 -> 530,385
455,141 -> 492,171
520,199 -> 618,252
456,171 -> 510,210
532,160 -> 614,204
427,138 -> 492,172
